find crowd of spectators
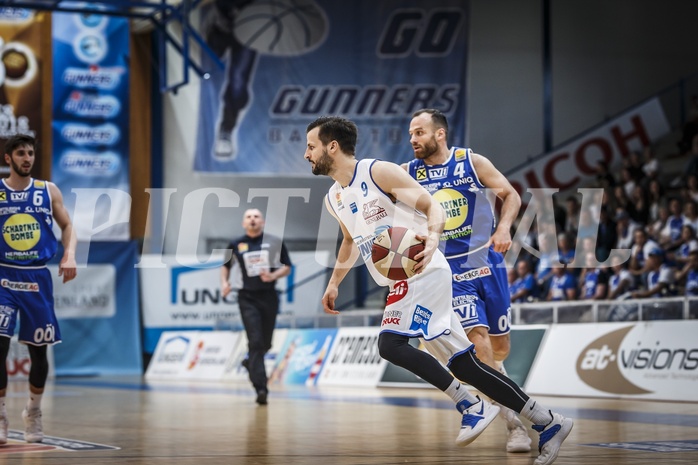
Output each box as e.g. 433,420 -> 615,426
507,123 -> 698,318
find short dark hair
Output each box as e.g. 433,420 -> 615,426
412,108 -> 449,136
306,116 -> 358,155
4,134 -> 36,156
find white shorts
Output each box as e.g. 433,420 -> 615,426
380,252 -> 474,365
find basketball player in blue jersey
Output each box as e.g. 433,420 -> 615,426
305,116 -> 572,465
404,109 -> 531,453
0,134 -> 76,444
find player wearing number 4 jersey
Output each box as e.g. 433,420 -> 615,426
0,134 -> 77,444
405,108 -> 531,453
306,116 -> 572,465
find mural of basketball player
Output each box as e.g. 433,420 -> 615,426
202,0 -> 258,159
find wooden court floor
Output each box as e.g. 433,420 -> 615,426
0,376 -> 697,464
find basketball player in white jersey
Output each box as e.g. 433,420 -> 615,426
305,116 -> 573,465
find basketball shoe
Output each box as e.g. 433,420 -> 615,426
22,407 -> 44,443
455,396 -> 500,447
532,411 -> 574,465
500,405 -> 531,452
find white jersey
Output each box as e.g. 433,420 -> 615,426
326,159 -> 429,287
326,159 -> 474,358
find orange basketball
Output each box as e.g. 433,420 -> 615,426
371,227 -> 424,280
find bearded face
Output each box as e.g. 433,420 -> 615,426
311,147 -> 334,176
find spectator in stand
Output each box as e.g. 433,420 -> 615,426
535,231 -> 558,294
625,151 -> 646,186
557,233 -> 575,267
683,199 -> 698,233
641,146 -> 660,183
594,159 -> 616,190
546,266 -> 577,302
659,197 -> 685,249
630,247 -> 675,299
510,260 -> 537,303
629,185 -> 650,225
563,196 -> 580,235
579,251 -> 609,300
596,207 -> 618,262
629,228 -> 660,276
675,244 -> 698,296
620,167 -> 638,199
607,255 -> 635,300
647,179 -> 665,223
682,174 -> 698,205
671,224 -> 698,267
615,210 -> 640,250
649,204 -> 670,244
612,185 -> 633,218
576,209 -> 597,242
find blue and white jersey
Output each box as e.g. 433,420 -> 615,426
549,272 -> 576,301
686,269 -> 698,296
609,269 -> 634,297
582,269 -> 608,299
646,265 -> 675,298
0,179 -> 57,267
326,159 -> 429,287
406,147 -> 495,258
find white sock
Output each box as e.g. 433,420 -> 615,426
520,398 -> 553,425
445,379 -> 479,410
0,397 -> 5,416
27,392 -> 42,411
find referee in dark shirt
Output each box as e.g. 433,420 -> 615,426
221,209 -> 292,404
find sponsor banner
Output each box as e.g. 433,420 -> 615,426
0,8 -> 44,176
8,335 -> 54,381
51,241 -> 141,376
49,263 -> 115,318
145,330 -> 201,380
525,321 -> 698,401
194,0 -> 469,173
317,326 -> 386,387
51,8 -> 130,240
139,251 -> 330,353
269,328 -> 336,386
181,331 -> 241,380
506,98 -> 670,194
222,328 -> 289,383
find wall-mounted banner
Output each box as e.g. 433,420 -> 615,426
194,0 -> 470,174
505,98 -> 670,195
525,321 -> 698,401
0,8 -> 44,176
51,7 -> 130,240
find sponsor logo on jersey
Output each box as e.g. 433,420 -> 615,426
382,309 -> 403,327
453,266 -> 492,282
386,280 -> 408,305
335,192 -> 344,210
428,167 -> 448,179
1,278 -> 39,292
362,199 -> 387,224
0,191 -> 6,202
10,192 -> 29,202
410,305 -> 433,334
416,167 -> 427,180
33,180 -> 46,189
454,148 -> 468,161
350,202 -> 358,213
237,243 -> 248,253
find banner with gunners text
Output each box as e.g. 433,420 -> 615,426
194,0 -> 470,174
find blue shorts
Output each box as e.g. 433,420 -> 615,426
0,266 -> 62,346
448,247 -> 511,336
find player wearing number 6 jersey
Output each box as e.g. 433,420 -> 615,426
405,109 -> 531,453
0,134 -> 77,444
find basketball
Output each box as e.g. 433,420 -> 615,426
371,227 -> 425,281
233,0 -> 328,56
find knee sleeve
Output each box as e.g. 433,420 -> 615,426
27,345 -> 49,389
